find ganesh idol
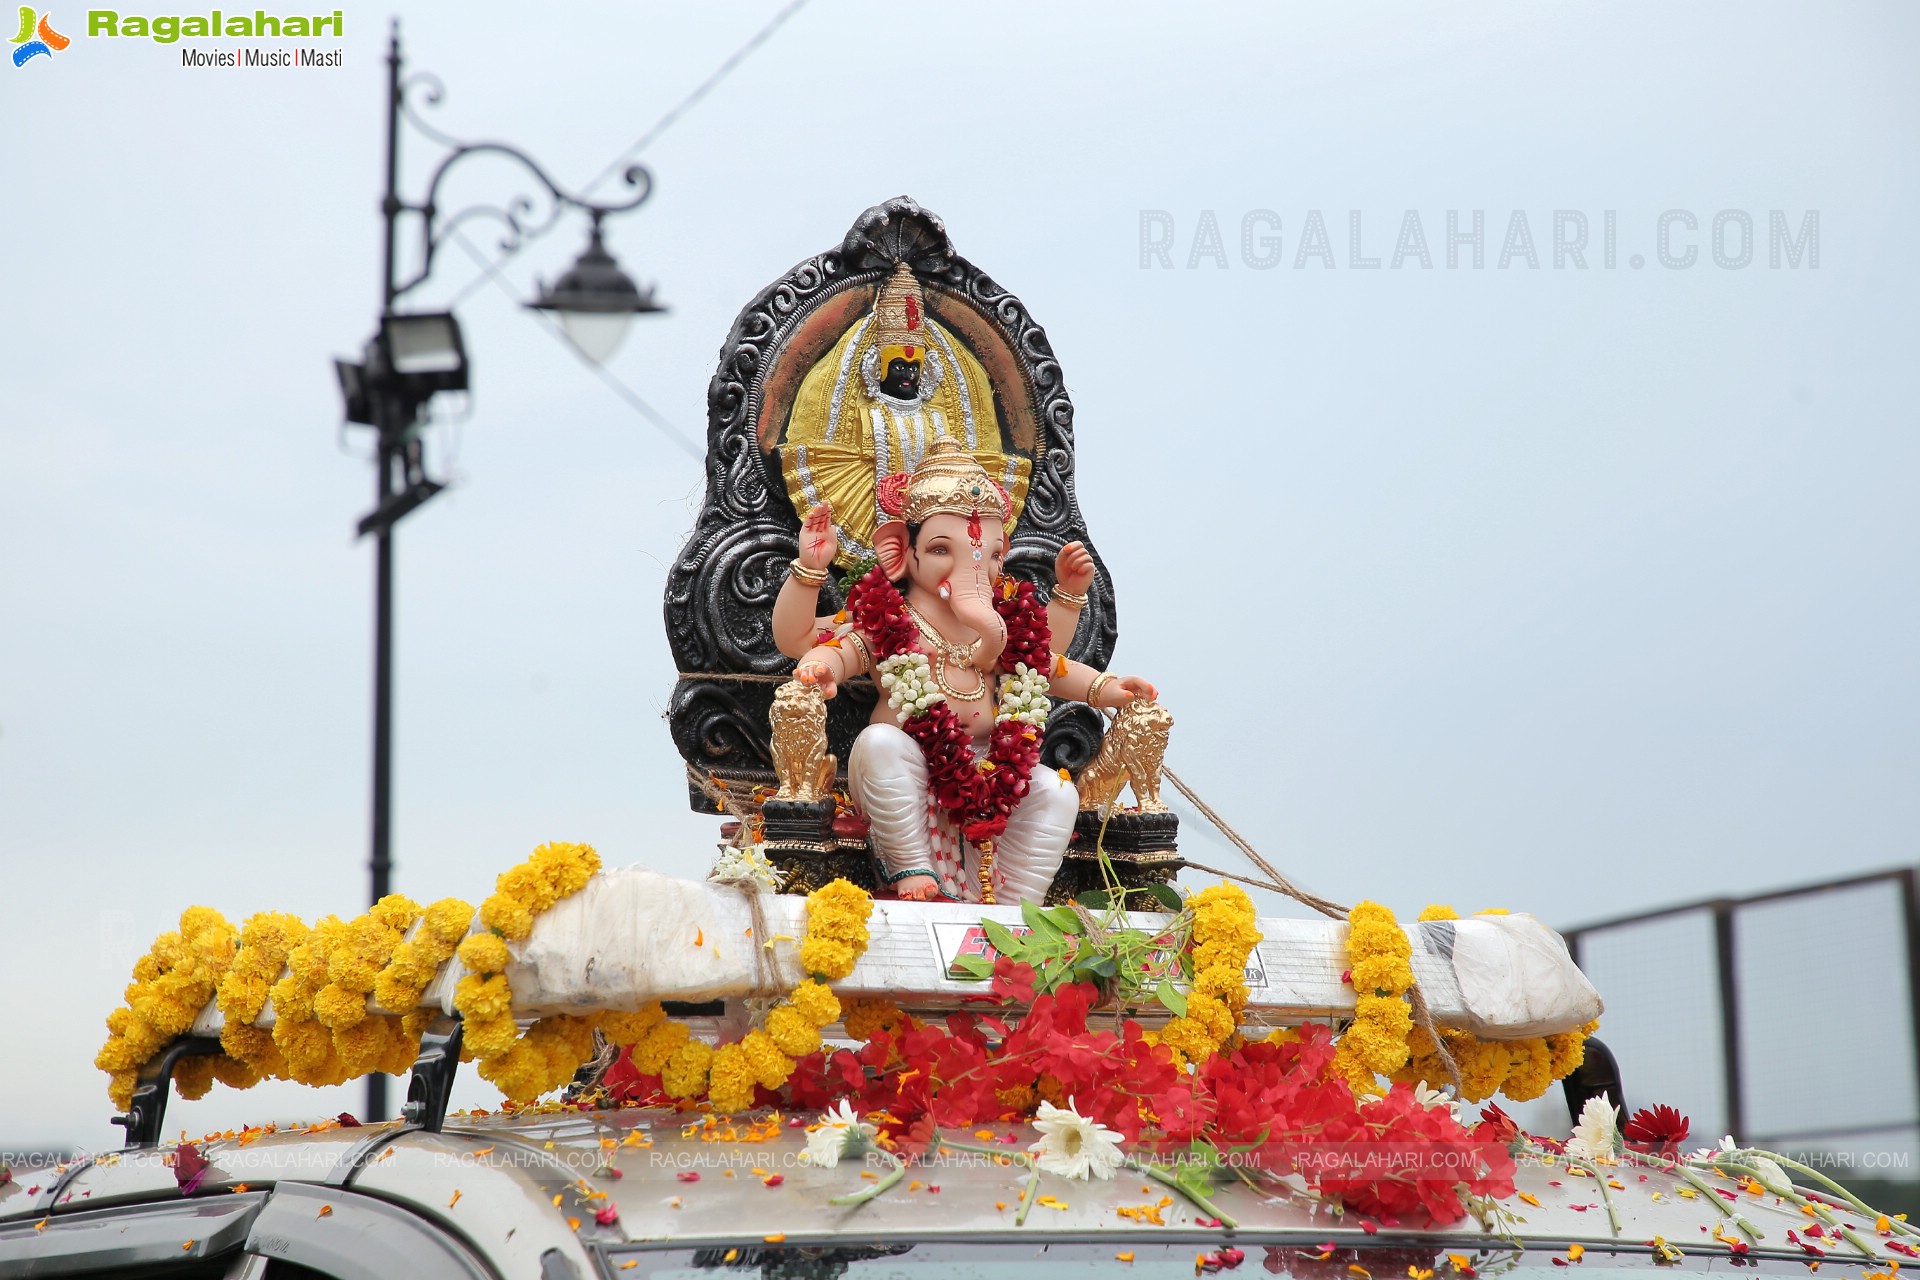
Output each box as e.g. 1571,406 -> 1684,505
772,437 -> 1157,906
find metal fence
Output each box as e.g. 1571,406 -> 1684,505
1528,868 -> 1920,1172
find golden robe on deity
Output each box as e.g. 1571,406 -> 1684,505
779,263 -> 1033,567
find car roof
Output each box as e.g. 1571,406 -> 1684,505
0,1106 -> 1868,1261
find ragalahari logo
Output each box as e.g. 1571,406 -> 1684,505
11,6 -> 69,65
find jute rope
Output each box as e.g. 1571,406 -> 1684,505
661,680 -> 1463,1093
1161,766 -> 1463,1094
684,765 -> 794,993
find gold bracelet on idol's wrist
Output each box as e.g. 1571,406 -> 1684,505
1051,587 -> 1088,609
788,559 -> 830,587
841,628 -> 872,675
1086,672 -> 1117,709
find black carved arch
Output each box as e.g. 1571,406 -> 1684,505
664,197 -> 1116,797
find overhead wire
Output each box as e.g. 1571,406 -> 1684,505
445,0 -> 813,310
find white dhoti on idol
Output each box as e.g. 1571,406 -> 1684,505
849,723 -> 1077,904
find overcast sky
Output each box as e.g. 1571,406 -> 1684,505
3,1 -> 1915,1154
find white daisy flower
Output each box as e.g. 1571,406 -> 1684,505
1564,1095 -> 1618,1162
1027,1099 -> 1126,1181
1412,1080 -> 1458,1116
801,1099 -> 871,1169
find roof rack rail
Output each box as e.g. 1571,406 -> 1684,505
112,1018 -> 468,1150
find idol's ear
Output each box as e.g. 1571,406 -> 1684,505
874,520 -> 912,581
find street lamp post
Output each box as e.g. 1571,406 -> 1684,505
334,23 -> 665,1122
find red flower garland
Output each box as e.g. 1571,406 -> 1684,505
845,566 -> 1051,846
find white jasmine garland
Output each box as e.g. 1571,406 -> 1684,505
800,1099 -> 872,1168
1027,1098 -> 1126,1181
996,662 -> 1052,726
877,652 -> 941,716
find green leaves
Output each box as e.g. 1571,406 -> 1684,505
947,889 -> 1196,1010
948,953 -> 995,980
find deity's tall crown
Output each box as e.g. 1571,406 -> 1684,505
871,262 -> 931,368
878,437 -> 1012,526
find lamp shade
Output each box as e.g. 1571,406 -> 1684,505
527,221 -> 664,365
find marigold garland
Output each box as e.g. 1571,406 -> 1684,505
455,842 -> 604,1101
97,843 -> 602,1109
1152,883 -> 1261,1063
1332,901 -> 1415,1095
96,907 -> 238,1109
607,878 -> 875,1112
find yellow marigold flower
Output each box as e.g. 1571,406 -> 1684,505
1418,904 -> 1459,922
456,972 -> 513,1022
378,1020 -> 420,1076
498,863 -> 556,913
400,1009 -> 434,1041
1192,965 -> 1247,1004
174,1054 -> 218,1101
312,984 -> 368,1031
209,1053 -> 262,1091
1036,1073 -> 1068,1107
216,972 -> 272,1024
479,893 -> 535,941
273,1016 -> 334,1075
798,880 -> 873,980
843,998 -> 907,1042
464,1014 -> 519,1061
1264,1027 -> 1300,1046
478,1040 -> 548,1103
1501,1037 -> 1554,1101
1351,954 -> 1410,997
1546,1029 -> 1588,1079
333,1015 -> 390,1074
369,894 -> 422,932
788,979 -> 842,1029
220,1021 -> 277,1068
328,955 -> 380,995
372,970 -> 425,1015
707,1042 -> 757,1113
633,1019 -> 690,1074
457,933 -> 512,977
996,1083 -> 1037,1111
798,937 -> 855,982
132,991 -> 196,1039
179,906 -> 232,944
661,1039 -> 715,1100
1158,1016 -> 1215,1063
423,897 -> 475,944
765,1004 -> 822,1058
599,1003 -> 667,1045
740,1029 -> 794,1091
531,841 -> 601,897
94,1036 -> 140,1074
107,1069 -> 139,1111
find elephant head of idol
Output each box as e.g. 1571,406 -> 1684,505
872,438 -> 1016,670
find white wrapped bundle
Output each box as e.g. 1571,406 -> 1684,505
419,867 -> 1601,1037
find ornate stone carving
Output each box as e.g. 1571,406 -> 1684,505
663,197 -> 1118,803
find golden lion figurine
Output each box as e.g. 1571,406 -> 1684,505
1075,697 -> 1174,814
770,678 -> 836,803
